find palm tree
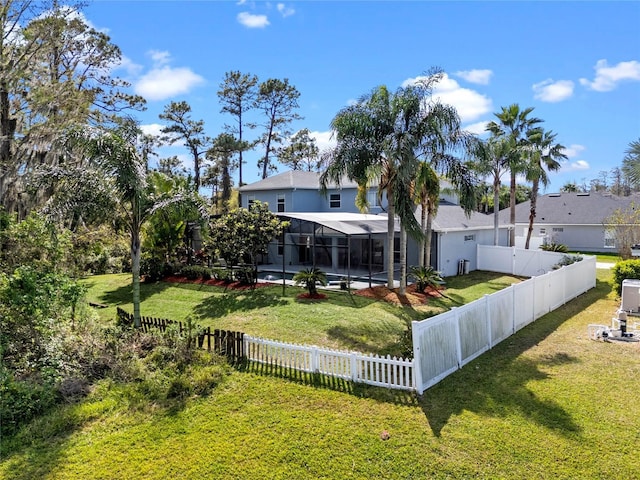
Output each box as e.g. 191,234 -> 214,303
61,123 -> 204,327
523,128 -> 567,249
293,267 -> 327,296
470,136 -> 511,245
321,84 -> 422,293
487,104 -> 543,246
322,70 -> 474,293
622,138 -> 640,190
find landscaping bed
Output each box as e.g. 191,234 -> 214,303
354,283 -> 443,306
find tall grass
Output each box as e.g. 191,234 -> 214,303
2,268 -> 637,479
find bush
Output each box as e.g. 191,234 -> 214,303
541,242 -> 569,253
612,259 -> 640,296
551,254 -> 583,270
180,265 -> 211,280
0,371 -> 59,436
409,265 -> 443,293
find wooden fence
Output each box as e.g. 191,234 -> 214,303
115,307 -> 414,391
116,308 -> 245,362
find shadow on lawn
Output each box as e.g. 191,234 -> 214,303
418,276 -> 612,437
192,287 -> 289,319
95,278 -> 172,306
239,360 -> 419,407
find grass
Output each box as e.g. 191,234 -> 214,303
82,271 -> 525,356
2,268 -> 638,479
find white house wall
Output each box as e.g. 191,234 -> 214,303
437,229 -> 508,277
514,224 -> 611,253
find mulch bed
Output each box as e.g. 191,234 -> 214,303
161,275 -> 441,306
296,292 -> 328,301
163,275 -> 271,291
353,283 -> 443,306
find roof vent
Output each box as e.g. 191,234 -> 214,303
548,193 -> 561,197
577,192 -> 590,196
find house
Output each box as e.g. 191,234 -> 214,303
503,191 -> 640,253
240,170 -> 510,279
238,170 -> 460,214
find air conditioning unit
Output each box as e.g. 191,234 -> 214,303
621,279 -> 640,314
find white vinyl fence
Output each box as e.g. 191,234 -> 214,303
412,248 -> 596,394
244,335 -> 415,391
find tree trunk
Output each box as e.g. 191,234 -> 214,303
261,124 -> 274,179
509,170 -> 516,246
425,206 -> 434,267
0,85 -> 13,164
131,225 -> 142,328
525,180 -> 539,249
386,194 -> 395,289
493,175 -> 501,246
399,226 -> 407,295
418,200 -> 427,267
191,145 -> 201,193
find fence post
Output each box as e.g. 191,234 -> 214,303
511,284 -> 516,335
350,352 -> 358,382
454,307 -> 462,368
311,346 -> 319,373
412,321 -> 423,394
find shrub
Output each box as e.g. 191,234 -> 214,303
0,371 -> 59,436
180,265 -> 211,280
552,254 -> 583,270
409,265 -> 443,293
541,242 -> 568,253
612,259 -> 640,296
293,268 -> 327,296
141,255 -> 167,282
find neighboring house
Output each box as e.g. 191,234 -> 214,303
240,170 -> 509,279
503,191 -> 640,253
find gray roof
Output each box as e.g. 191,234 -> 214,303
501,192 -> 640,225
428,203 -> 510,232
239,170 -> 360,192
278,205 -> 505,236
277,212 -> 397,235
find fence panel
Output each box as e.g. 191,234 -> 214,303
457,302 -> 490,367
514,281 -> 535,331
244,335 -> 414,390
489,288 -> 515,346
477,245 -> 513,273
414,248 -> 597,394
412,313 -> 459,391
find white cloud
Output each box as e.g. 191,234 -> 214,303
463,121 -> 490,135
237,11 -> 270,28
562,144 -> 586,158
560,159 -> 590,172
149,50 -> 171,66
309,130 -> 336,154
277,3 -> 295,17
112,55 -> 143,76
139,123 -> 164,137
454,69 -> 493,85
134,52 -> 205,102
579,59 -> 640,92
532,79 -> 574,102
403,74 -> 493,123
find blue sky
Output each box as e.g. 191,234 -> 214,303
84,1 -> 640,193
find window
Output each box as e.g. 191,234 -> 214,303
330,193 -> 341,208
367,190 -> 380,207
464,234 -> 475,241
247,195 -> 256,208
539,228 -> 546,235
552,227 -> 564,233
604,230 -> 615,248
277,194 -> 285,212
277,235 -> 284,256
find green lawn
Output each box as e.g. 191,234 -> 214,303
82,271 -> 525,356
2,269 -> 638,479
